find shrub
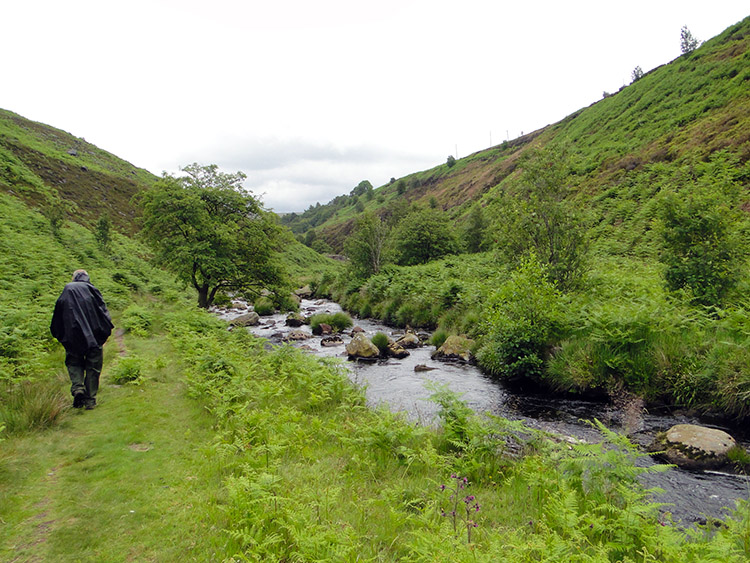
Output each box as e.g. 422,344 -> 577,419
254,296 -> 275,316
659,186 -> 742,306
110,356 -> 143,385
476,254 -> 562,382
121,305 -> 153,336
371,332 -> 390,354
309,312 -> 353,333
430,329 -> 449,349
0,377 -> 69,434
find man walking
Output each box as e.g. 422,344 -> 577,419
50,269 -> 114,409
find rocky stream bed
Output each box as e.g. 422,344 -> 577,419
214,298 -> 750,526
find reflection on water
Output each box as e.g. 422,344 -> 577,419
215,298 -> 750,525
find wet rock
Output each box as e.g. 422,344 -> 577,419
414,364 -> 437,372
431,335 -> 474,363
321,335 -> 344,347
650,424 -> 736,470
351,326 -> 366,334
295,285 -> 313,299
229,312 -> 260,327
396,332 -> 421,349
386,341 -> 410,359
346,333 -> 380,360
284,329 -> 311,342
285,312 -> 306,327
312,323 -> 333,336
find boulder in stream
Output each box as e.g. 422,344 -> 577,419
284,329 -> 311,342
285,312 -> 306,327
346,333 -> 380,360
312,322 -> 333,336
649,424 -> 736,470
295,285 -> 313,299
229,311 -> 260,327
396,332 -> 421,349
321,335 -> 344,347
414,364 -> 437,372
431,335 -> 475,363
386,341 -> 410,359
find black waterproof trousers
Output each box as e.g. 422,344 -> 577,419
65,346 -> 102,407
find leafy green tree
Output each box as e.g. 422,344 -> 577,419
95,214 -> 112,251
631,66 -> 644,83
446,155 -> 456,168
138,163 -> 286,308
396,180 -> 406,195
659,187 -> 742,306
492,147 -> 587,289
463,204 -> 487,253
680,25 -> 700,54
351,180 -> 373,197
391,207 -> 459,266
476,253 -> 562,381
344,211 -> 391,277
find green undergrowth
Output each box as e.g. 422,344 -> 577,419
318,245 -> 750,418
165,305 -> 750,561
0,191 -> 189,431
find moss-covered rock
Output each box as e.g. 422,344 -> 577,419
650,424 -> 736,470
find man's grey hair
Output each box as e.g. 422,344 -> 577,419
72,269 -> 89,282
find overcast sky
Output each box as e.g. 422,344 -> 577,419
3,1 -> 748,212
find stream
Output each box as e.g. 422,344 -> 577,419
215,298 -> 749,526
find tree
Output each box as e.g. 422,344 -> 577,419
138,163 -> 285,308
446,155 -> 456,168
94,214 -> 112,250
680,26 -> 700,54
631,66 -> 644,83
344,211 -> 391,277
463,204 -> 487,253
492,147 -> 587,289
659,188 -> 741,306
391,207 -> 459,266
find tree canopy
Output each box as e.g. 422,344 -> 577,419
138,163 -> 286,308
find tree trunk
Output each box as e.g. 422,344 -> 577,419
197,284 -> 210,308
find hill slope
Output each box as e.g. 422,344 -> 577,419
285,16 -> 750,252
0,109 -> 157,234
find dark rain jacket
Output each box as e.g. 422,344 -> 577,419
50,273 -> 114,354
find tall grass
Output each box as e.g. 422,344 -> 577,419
0,376 -> 69,433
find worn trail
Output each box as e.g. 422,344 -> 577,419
0,340 -> 227,562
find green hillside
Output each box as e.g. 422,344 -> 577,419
294,17 -> 750,419
285,16 -> 750,253
0,108 -> 157,234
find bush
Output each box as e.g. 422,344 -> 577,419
371,332 -> 390,354
476,254 -> 562,382
253,296 -> 275,316
110,356 -> 143,385
121,305 -> 153,336
430,329 -> 449,349
309,312 -> 353,333
0,377 -> 69,434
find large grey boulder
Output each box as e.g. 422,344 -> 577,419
396,332 -> 421,349
650,424 -> 736,470
431,335 -> 474,363
346,333 -> 380,360
229,312 -> 260,327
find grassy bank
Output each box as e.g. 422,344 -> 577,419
0,327 -> 231,561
